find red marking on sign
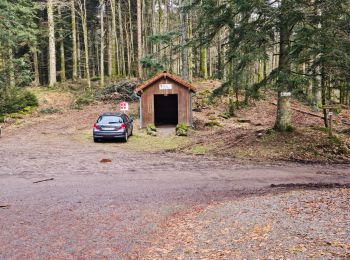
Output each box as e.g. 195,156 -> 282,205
119,102 -> 129,111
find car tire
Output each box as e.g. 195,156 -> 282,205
93,137 -> 99,143
123,133 -> 128,142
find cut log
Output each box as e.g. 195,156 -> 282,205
270,102 -> 324,119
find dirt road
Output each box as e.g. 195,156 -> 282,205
1,105 -> 349,259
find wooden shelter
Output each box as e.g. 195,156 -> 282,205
135,72 -> 196,128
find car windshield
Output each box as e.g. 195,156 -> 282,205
97,116 -> 123,124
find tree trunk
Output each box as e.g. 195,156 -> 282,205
151,0 -> 156,55
110,0 -> 118,76
107,20 -> 113,77
180,0 -> 189,81
32,47 -> 40,86
100,1 -> 105,88
200,48 -> 208,79
8,48 -> 15,89
128,0 -> 134,63
47,0 -> 57,87
217,34 -> 222,80
137,0 -> 143,79
81,0 -> 91,88
124,14 -> 131,77
58,6 -> 66,82
118,0 -> 126,76
77,19 -> 82,78
274,0 -> 292,131
188,5 -> 193,82
71,0 -> 78,81
321,66 -> 329,128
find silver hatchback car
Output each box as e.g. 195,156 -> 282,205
93,112 -> 133,142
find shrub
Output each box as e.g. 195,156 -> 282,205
22,91 -> 38,107
286,125 -> 295,132
219,113 -> 230,119
228,98 -> 235,117
205,121 -> 222,127
176,123 -> 188,136
90,76 -> 101,82
146,124 -> 157,136
0,90 -> 38,115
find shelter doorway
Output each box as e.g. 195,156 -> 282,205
154,94 -> 178,126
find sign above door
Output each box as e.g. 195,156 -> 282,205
159,84 -> 173,90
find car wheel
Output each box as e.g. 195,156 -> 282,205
93,137 -> 99,143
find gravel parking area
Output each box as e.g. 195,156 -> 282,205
144,188 -> 350,259
1,104 -> 350,259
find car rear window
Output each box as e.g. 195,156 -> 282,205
97,116 -> 123,124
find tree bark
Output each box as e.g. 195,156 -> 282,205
118,0 -> 126,76
128,0 -> 134,63
80,0 -> 91,90
32,47 -> 40,86
200,48 -> 208,79
180,0 -> 189,81
80,0 -> 91,88
77,22 -> 82,78
274,0 -> 292,131
110,0 -> 118,76
107,19 -> 113,77
100,1 -> 105,87
188,3 -> 193,82
124,14 -> 131,77
8,48 -> 15,89
137,0 -> 143,79
71,0 -> 78,81
47,0 -> 57,87
58,6 -> 66,82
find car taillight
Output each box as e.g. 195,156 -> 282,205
119,123 -> 126,129
93,123 -> 101,130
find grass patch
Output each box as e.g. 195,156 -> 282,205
205,121 -> 222,127
80,130 -> 188,152
311,125 -> 329,133
190,145 -> 211,154
124,133 -> 188,152
40,107 -> 62,114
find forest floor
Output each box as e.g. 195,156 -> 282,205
2,80 -> 350,163
0,83 -> 350,258
183,79 -> 350,163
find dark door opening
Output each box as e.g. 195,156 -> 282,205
154,94 -> 178,126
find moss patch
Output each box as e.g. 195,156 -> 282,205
190,145 -> 211,154
124,133 -> 188,152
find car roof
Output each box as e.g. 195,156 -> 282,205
100,112 -> 125,117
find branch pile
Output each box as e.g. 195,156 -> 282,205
96,80 -> 140,102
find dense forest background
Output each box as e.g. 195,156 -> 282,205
1,0 -> 350,131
